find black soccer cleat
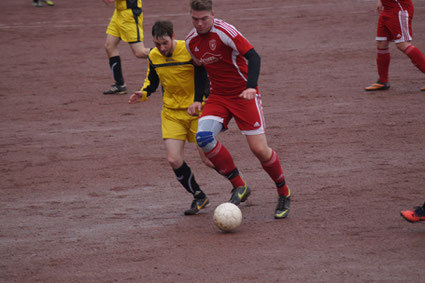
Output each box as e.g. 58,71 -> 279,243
32,0 -> 42,6
229,185 -> 251,205
103,84 -> 127,95
274,193 -> 291,219
184,196 -> 209,215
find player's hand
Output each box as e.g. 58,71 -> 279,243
239,88 -> 256,100
129,91 -> 148,104
188,102 -> 202,116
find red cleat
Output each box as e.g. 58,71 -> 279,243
365,80 -> 390,91
400,203 -> 425,223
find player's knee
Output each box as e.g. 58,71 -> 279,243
167,156 -> 182,169
105,41 -> 114,52
250,145 -> 272,162
104,43 -> 111,54
376,40 -> 389,49
105,44 -> 118,57
196,131 -> 215,150
396,42 -> 410,52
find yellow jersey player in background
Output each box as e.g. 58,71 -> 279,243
103,0 -> 150,95
129,20 -> 214,215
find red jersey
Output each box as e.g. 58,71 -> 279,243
381,0 -> 413,12
185,19 -> 254,97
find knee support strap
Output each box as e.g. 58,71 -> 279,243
196,131 -> 215,149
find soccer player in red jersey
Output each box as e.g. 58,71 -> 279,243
365,0 -> 425,91
185,0 -> 291,219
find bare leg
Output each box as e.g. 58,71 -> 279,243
129,41 -> 150,59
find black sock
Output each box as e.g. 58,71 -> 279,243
276,180 -> 286,188
109,56 -> 124,86
173,162 -> 205,199
223,168 -> 239,181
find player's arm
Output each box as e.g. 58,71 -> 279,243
194,65 -> 209,102
129,61 -> 160,104
239,48 -> 261,100
244,48 -> 261,89
376,0 -> 383,14
188,65 -> 208,116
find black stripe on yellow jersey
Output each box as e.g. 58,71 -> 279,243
115,0 -> 142,11
149,61 -> 192,69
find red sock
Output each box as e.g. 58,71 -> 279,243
377,48 -> 390,83
261,150 -> 289,196
206,142 -> 245,188
277,185 -> 290,197
404,45 -> 425,73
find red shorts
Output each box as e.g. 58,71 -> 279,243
199,93 -> 266,135
377,9 -> 413,43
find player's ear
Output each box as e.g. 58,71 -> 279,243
172,33 -> 175,40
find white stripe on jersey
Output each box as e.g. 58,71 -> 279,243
213,19 -> 250,82
214,19 -> 238,38
213,28 -> 247,82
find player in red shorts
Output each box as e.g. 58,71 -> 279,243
365,0 -> 425,92
185,0 -> 291,219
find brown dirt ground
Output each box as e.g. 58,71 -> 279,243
1,0 -> 424,281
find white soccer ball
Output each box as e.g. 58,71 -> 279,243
213,202 -> 242,232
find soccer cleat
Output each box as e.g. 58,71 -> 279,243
400,203 -> 425,223
32,0 -> 42,7
103,84 -> 127,95
274,193 -> 291,219
365,81 -> 390,91
420,85 -> 425,91
42,0 -> 55,6
229,185 -> 251,205
184,196 -> 209,215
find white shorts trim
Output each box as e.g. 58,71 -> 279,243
241,127 -> 265,136
376,36 -> 388,41
199,115 -> 224,124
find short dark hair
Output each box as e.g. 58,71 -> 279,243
151,20 -> 174,38
190,0 -> 212,12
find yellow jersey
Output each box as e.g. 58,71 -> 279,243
142,40 -> 196,110
115,0 -> 142,11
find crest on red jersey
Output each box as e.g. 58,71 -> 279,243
209,39 -> 217,51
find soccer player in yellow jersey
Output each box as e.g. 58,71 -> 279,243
129,20 -> 214,215
103,0 -> 150,95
